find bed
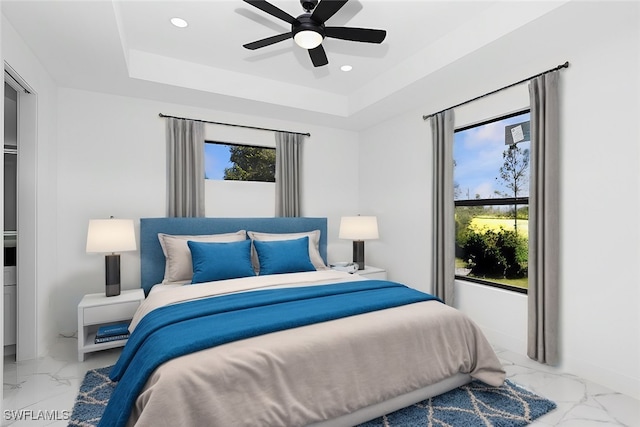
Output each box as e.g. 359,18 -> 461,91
98,217 -> 505,427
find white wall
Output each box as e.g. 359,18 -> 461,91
54,88 -> 359,333
358,2 -> 640,398
205,180 -> 275,217
358,110 -> 432,292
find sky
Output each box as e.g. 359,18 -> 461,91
454,112 -> 530,200
204,143 -> 232,180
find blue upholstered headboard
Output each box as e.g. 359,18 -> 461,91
139,217 -> 328,295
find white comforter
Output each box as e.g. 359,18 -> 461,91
125,271 -> 505,427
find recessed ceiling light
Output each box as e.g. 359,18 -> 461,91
340,65 -> 353,72
170,17 -> 188,28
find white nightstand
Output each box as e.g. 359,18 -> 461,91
77,288 -> 145,362
355,266 -> 387,280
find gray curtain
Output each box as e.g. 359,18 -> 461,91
431,109 -> 455,305
166,118 -> 205,217
275,132 -> 302,217
528,71 -> 560,365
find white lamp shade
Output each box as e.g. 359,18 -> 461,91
86,218 -> 137,253
339,216 -> 379,240
294,30 -> 323,49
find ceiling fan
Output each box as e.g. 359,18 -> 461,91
242,0 -> 387,67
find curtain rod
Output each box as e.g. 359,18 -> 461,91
158,113 -> 311,137
422,61 -> 569,121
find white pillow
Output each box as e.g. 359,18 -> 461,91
158,231 -> 246,284
247,230 -> 327,273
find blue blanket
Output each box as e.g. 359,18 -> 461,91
98,280 -> 440,427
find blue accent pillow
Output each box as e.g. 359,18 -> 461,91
253,237 -> 316,275
187,239 -> 255,284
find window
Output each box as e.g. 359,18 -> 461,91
204,141 -> 275,182
454,110 -> 530,293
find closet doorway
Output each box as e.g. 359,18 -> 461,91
4,67 -> 37,362
4,81 -> 17,358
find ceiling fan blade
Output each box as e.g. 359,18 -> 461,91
308,45 -> 328,67
243,0 -> 298,25
325,27 -> 386,43
311,0 -> 348,24
243,32 -> 292,50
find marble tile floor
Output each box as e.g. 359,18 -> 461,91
2,337 -> 639,426
493,347 -> 639,427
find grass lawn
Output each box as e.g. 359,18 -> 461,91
456,257 -> 528,290
459,272 -> 528,290
491,277 -> 528,290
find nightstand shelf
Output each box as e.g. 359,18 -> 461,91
77,288 -> 144,362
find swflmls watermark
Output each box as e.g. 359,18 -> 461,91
4,409 -> 71,421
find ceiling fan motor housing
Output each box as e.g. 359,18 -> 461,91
292,13 -> 325,40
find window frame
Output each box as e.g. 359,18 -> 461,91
453,109 -> 531,294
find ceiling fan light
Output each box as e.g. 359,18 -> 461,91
294,30 -> 323,49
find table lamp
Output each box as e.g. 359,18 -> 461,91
339,216 -> 379,270
86,217 -> 136,297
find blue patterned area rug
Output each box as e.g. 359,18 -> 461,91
357,380 -> 556,427
68,366 -> 115,427
69,366 -> 555,427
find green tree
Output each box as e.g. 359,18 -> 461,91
495,143 -> 529,232
224,146 -> 275,182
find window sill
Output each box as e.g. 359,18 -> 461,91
454,275 -> 528,294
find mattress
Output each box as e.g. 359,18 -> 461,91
103,270 -> 505,427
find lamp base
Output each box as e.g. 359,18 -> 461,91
105,283 -> 121,297
105,254 -> 121,297
352,240 -> 365,270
